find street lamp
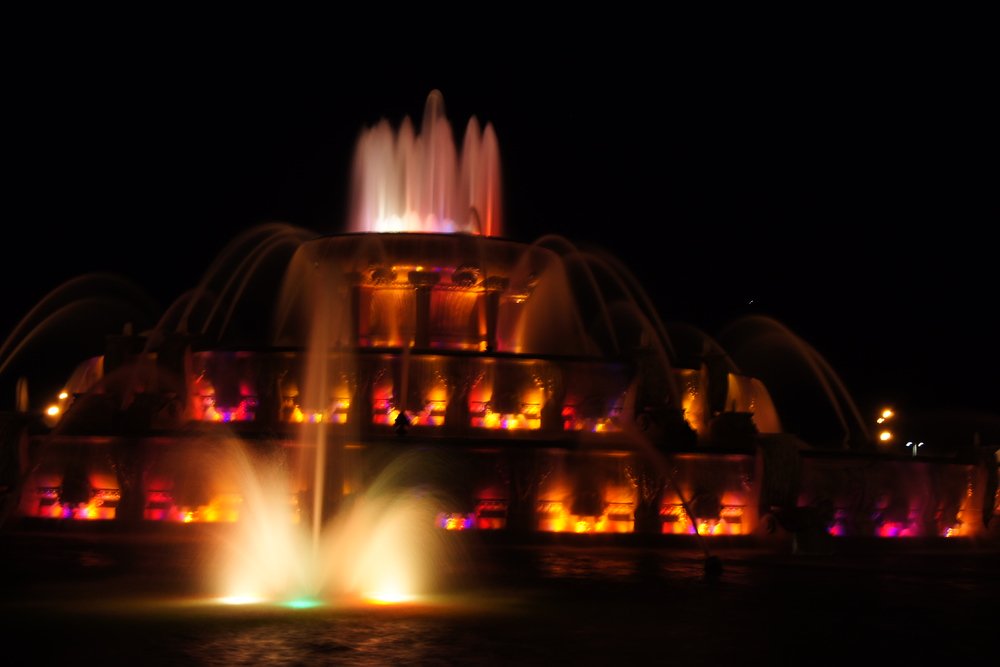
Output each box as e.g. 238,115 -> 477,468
905,441 -> 924,457
876,406 -> 895,445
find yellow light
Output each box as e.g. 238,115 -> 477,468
879,430 -> 892,442
388,408 -> 401,424
364,591 -> 413,605
58,391 -> 69,400
881,408 -> 894,420
219,595 -> 264,606
45,405 -> 60,417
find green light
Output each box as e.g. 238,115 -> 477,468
283,598 -> 323,609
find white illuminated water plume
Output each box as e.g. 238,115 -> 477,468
210,446 -> 449,607
349,89 -> 502,236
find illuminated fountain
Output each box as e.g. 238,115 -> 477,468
0,90 -> 997,603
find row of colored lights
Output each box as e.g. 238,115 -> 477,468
47,387 -> 626,434
194,396 -> 625,433
31,489 -> 969,538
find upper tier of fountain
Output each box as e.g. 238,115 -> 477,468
275,231 -> 601,357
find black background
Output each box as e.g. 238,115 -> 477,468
3,24 -> 996,428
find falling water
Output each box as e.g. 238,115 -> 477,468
717,315 -> 871,447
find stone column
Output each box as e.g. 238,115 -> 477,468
409,270 -> 440,349
346,271 -> 364,347
482,276 -> 509,353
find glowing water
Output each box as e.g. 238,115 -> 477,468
210,447 -> 448,606
349,89 -> 502,236
205,267 -> 452,604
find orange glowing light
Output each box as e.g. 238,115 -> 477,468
45,405 -> 60,417
881,408 -> 894,420
364,591 -> 414,605
879,430 -> 892,442
441,514 -> 471,530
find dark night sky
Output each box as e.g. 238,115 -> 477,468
3,30 -> 996,427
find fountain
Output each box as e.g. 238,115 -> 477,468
0,90 -> 997,606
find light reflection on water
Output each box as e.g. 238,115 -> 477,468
533,547 -> 729,581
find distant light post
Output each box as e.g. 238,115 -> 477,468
906,441 -> 924,457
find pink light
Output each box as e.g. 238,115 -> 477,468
878,522 -> 904,538
349,91 -> 503,237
